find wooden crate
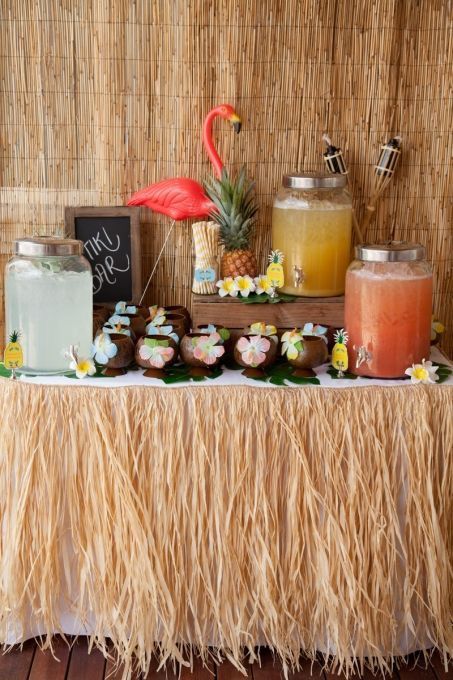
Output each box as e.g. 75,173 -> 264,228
191,294 -> 344,331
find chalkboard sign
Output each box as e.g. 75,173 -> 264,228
65,207 -> 141,303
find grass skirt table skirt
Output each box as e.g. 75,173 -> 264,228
0,380 -> 451,676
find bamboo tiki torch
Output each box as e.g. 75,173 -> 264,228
322,135 -> 364,243
361,137 -> 402,238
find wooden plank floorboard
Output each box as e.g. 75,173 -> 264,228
66,637 -> 106,680
398,653 -> 438,680
179,656 -> 215,679
28,636 -> 71,680
251,648 -> 324,680
430,650 -> 453,679
0,640 -> 452,680
144,657 -> 179,678
0,640 -> 35,680
217,659 -> 251,679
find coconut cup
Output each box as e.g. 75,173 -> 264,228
97,325 -> 136,343
135,335 -> 178,378
234,333 -> 277,378
122,313 -> 147,339
196,324 -> 233,357
165,305 -> 191,332
180,332 -> 225,376
135,305 -> 151,320
101,333 -> 135,376
163,313 -> 187,340
287,335 -> 328,372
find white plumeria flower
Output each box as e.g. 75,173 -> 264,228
405,358 -> 439,384
235,275 -> 256,297
115,301 -> 137,315
91,332 -> 118,365
253,275 -> 274,295
281,329 -> 304,360
70,357 -> 96,379
148,305 -> 166,326
139,341 -> 174,368
216,277 -> 239,297
66,345 -> 96,379
237,335 -> 270,367
145,323 -> 179,344
192,333 -> 225,365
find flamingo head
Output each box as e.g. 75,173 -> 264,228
212,104 -> 242,133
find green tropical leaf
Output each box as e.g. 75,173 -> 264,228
327,366 -> 358,380
0,362 -> 12,378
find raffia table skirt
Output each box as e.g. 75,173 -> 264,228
0,377 -> 452,676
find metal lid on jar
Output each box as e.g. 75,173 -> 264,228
283,172 -> 347,189
14,237 -> 84,257
355,242 -> 426,262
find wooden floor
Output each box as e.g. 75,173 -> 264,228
0,637 -> 451,680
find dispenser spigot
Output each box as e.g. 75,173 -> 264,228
293,265 -> 304,287
354,345 -> 372,368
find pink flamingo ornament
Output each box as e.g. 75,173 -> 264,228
127,104 -> 241,303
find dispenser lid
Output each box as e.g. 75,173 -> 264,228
355,242 -> 426,262
283,172 -> 347,189
14,237 -> 84,257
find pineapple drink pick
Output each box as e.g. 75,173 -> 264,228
272,173 -> 352,296
344,243 -> 432,378
5,237 -> 93,374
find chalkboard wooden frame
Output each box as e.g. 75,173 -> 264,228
65,206 -> 141,304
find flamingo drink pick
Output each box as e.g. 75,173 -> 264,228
345,243 -> 432,378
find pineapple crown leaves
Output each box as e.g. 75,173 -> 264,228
268,249 -> 284,264
204,166 -> 258,251
8,330 -> 21,343
334,328 -> 348,345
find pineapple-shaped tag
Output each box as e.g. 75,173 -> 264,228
266,250 -> 285,288
4,330 -> 24,377
332,328 -> 348,377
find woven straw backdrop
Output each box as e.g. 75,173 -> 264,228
0,0 -> 452,353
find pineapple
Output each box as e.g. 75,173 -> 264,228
204,166 -> 258,278
331,328 -> 349,376
4,330 -> 23,369
266,250 -> 285,288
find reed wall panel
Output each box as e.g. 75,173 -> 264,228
0,0 -> 451,354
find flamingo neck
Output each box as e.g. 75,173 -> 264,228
203,109 -> 224,179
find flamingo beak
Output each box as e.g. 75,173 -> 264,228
231,114 -> 242,134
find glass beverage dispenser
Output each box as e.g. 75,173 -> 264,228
272,173 -> 352,296
5,237 -> 93,374
344,243 -> 432,378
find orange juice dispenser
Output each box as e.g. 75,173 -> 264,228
345,243 -> 433,378
272,173 -> 352,296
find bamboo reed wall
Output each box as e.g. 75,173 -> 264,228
0,1 -> 452,354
